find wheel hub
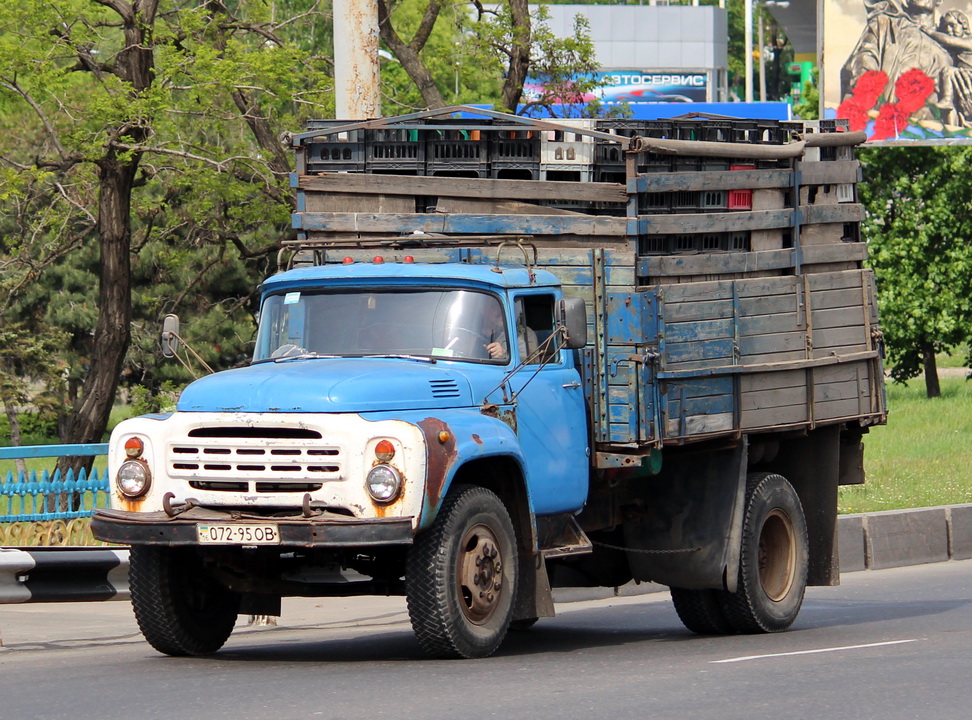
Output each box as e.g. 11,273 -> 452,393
457,524 -> 504,624
758,508 -> 796,602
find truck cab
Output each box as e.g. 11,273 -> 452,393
94,259 -> 590,659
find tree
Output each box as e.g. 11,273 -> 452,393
0,1 -> 334,449
377,0 -> 599,114
859,146 -> 972,397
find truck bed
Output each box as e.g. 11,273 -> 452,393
288,108 -> 885,458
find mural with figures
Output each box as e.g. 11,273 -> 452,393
824,0 -> 972,142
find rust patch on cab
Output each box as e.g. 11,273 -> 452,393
417,417 -> 457,508
481,404 -> 517,434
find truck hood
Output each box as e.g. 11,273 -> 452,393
177,358 -> 475,413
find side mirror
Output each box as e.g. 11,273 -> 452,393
556,296 -> 588,350
161,314 -> 181,358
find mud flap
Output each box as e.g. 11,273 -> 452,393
622,440 -> 747,592
513,551 -> 555,621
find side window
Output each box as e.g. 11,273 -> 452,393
514,294 -> 557,365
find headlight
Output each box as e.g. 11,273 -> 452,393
365,464 -> 402,504
117,460 -> 152,499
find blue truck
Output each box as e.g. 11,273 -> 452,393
92,108 -> 886,659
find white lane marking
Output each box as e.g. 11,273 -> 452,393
711,639 -> 919,664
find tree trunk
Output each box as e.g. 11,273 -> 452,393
922,341 -> 941,398
3,401 -> 27,477
500,0 -> 531,112
60,0 -> 157,456
378,0 -> 447,109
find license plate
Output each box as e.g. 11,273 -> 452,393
197,523 -> 280,545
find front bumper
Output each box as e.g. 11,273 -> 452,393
91,507 -> 414,548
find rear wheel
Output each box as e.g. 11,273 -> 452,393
406,485 -> 517,658
720,472 -> 808,633
129,546 -> 240,656
670,587 -> 732,634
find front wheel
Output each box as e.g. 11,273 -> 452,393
406,485 -> 518,659
719,472 -> 809,633
129,546 -> 240,656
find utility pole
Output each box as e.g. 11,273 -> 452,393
745,0 -> 754,102
333,0 -> 381,119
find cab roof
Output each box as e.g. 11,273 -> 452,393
261,261 -> 560,293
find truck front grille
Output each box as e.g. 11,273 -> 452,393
168,426 -> 343,492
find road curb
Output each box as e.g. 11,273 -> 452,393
554,503 -> 972,603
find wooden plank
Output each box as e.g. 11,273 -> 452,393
811,306 -> 865,330
664,338 -> 735,366
665,318 -> 735,343
741,404 -> 808,429
433,197 -> 592,216
659,279 -> 734,303
739,331 -> 807,357
806,270 -> 864,292
638,209 -> 794,235
303,191 -> 415,214
737,349 -> 808,366
813,397 -> 867,421
295,212 -> 630,237
642,250 -> 791,279
739,294 -> 802,318
740,385 -> 807,412
738,311 -> 803,336
797,160 -> 860,186
803,243 -> 868,265
740,369 -> 806,393
639,244 -> 867,279
665,412 -> 734,437
813,378 -> 864,403
802,203 -> 864,225
814,362 -> 870,385
809,287 -> 867,311
664,298 -> 734,323
298,172 -> 629,203
633,168 -> 793,193
735,275 -> 801,299
666,376 -> 734,401
813,326 -> 867,351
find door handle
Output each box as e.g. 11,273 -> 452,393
562,381 -> 582,389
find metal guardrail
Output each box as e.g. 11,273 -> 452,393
0,444 -> 110,522
0,547 -> 129,603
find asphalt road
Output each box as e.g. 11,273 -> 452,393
2,560 -> 970,720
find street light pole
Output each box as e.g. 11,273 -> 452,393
745,0 -> 754,102
333,0 -> 381,119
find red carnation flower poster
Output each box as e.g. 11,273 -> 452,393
824,0 -> 972,143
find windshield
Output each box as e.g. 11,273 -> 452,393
253,288 -> 510,363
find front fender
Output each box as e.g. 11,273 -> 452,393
412,409 -> 529,530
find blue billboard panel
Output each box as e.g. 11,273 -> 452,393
524,70 -> 710,105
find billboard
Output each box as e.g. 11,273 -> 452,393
524,70 -> 711,106
824,0 -> 972,142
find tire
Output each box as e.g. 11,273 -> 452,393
670,587 -> 733,635
406,485 -> 518,659
719,472 -> 809,634
509,616 -> 539,631
129,545 -> 240,656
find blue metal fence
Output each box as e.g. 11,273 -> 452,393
0,444 -> 110,522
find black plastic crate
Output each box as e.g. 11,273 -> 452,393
490,132 -> 540,179
366,128 -> 425,173
424,120 -> 490,177
304,139 -> 366,173
638,192 -> 671,214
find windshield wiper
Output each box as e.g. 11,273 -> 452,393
360,354 -> 436,364
252,353 -> 335,365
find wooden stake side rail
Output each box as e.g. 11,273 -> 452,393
294,161 -> 861,204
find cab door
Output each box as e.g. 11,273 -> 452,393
507,292 -> 589,514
